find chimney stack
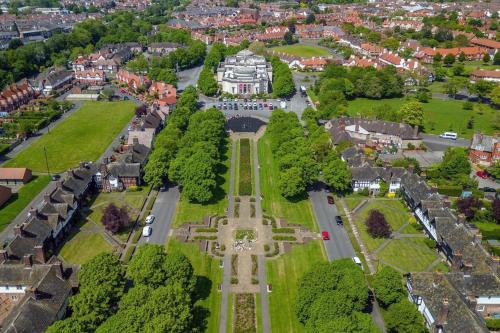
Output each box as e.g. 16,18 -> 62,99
25,286 -> 37,300
23,254 -> 33,268
457,214 -> 466,225
34,245 -> 46,264
54,261 -> 64,280
0,249 -> 8,264
413,125 -> 419,138
452,250 -> 463,272
474,232 -> 483,245
436,298 -> 450,325
43,193 -> 50,204
14,224 -> 24,237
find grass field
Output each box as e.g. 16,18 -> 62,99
59,220 -> 113,265
258,135 -> 317,231
343,193 -> 367,212
4,101 -> 135,172
239,138 -> 252,196
269,45 -> 330,58
266,241 -> 326,333
474,222 -> 500,240
347,98 -> 498,138
0,175 -> 50,232
173,138 -> 232,227
378,238 -> 438,273
353,199 -> 410,252
167,239 -> 222,333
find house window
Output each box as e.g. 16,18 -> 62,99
10,295 -> 17,301
477,305 -> 485,312
16,285 -> 22,290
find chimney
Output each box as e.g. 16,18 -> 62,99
436,298 -> 450,325
457,214 -> 466,225
408,165 -> 415,174
452,250 -> 462,272
34,245 -> 46,264
80,161 -> 86,169
28,207 -> 37,218
413,125 -> 419,138
23,254 -> 33,268
474,232 -> 483,245
54,261 -> 64,280
463,260 -> 473,275
43,193 -> 50,204
0,249 -> 8,264
133,137 -> 139,146
25,286 -> 37,300
490,256 -> 500,271
14,224 -> 24,237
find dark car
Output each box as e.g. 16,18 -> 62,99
335,216 -> 343,226
327,195 -> 334,204
483,187 -> 496,193
52,174 -> 61,181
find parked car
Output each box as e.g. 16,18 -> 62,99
482,187 -> 496,192
352,256 -> 363,270
476,170 -> 488,179
51,174 -> 61,181
327,195 -> 334,204
142,226 -> 152,237
145,215 -> 155,224
322,231 -> 330,240
439,132 -> 457,140
335,216 -> 343,226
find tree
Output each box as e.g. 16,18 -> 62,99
458,51 -> 466,62
127,244 -> 168,287
197,67 -> 218,96
305,13 -> 316,24
490,86 -> 500,105
248,41 -> 266,56
279,166 -> 305,198
284,31 -> 294,45
365,209 -> 391,238
372,267 -> 404,308
457,197 -> 482,219
443,53 -> 455,66
471,79 -> 495,98
452,63 -> 465,76
385,299 -> 426,333
100,87 -> 114,101
438,147 -> 471,179
488,160 -> 500,179
399,101 -> 424,127
46,318 -> 87,333
494,51 -> 500,65
101,203 -> 129,233
8,38 -> 23,50
443,76 -> 467,97
483,52 -> 491,63
323,156 -> 351,192
433,53 -> 442,63
493,199 -> 500,223
312,312 -> 380,333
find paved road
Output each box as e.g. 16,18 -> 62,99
308,183 -> 356,260
421,133 -> 469,151
177,65 -> 203,91
138,184 -> 180,245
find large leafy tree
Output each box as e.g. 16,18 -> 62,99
197,67 -> 218,96
399,101 -> 424,127
438,147 -> 471,179
127,244 -> 168,287
385,299 -> 427,333
323,155 -> 351,192
278,166 -> 305,198
311,312 -> 381,333
372,266 -> 405,308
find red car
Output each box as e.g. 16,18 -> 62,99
327,196 -> 334,204
476,170 -> 488,179
322,231 -> 330,240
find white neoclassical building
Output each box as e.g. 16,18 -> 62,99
217,49 -> 272,95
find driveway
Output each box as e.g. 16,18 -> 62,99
308,183 -> 356,260
138,183 -> 180,245
421,134 -> 469,151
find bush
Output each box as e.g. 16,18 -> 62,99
127,185 -> 140,192
234,203 -> 240,218
436,185 -> 462,197
235,197 -> 241,202
423,238 -> 437,249
194,235 -> 217,240
132,229 -> 142,244
272,228 -> 295,234
264,244 -> 270,252
463,101 -> 473,110
250,204 -> 256,218
252,277 -> 259,284
231,277 -> 238,284
358,188 -> 370,196
265,243 -> 280,257
272,235 -> 297,241
122,245 -> 136,264
262,219 -> 269,226
195,228 -> 218,233
365,210 -> 392,238
221,244 -> 226,251
250,197 -> 256,202
486,319 -> 500,330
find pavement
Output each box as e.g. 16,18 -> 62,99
308,183 -> 356,260
177,65 -> 203,91
421,133 -> 469,151
138,183 -> 180,245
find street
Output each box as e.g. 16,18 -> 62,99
308,183 -> 356,260
177,65 -> 203,91
138,184 -> 179,245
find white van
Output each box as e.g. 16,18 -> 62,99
142,226 -> 152,237
439,132 -> 457,140
352,256 -> 363,270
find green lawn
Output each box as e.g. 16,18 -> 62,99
353,199 -> 410,252
377,238 -> 438,273
173,138 -> 232,227
4,101 -> 135,172
239,138 -> 252,196
0,175 -> 51,232
167,239 -> 222,333
258,135 -> 317,231
59,221 -> 113,265
266,241 -> 326,333
343,193 -> 367,212
347,98 -> 498,138
269,45 -> 330,58
234,139 -> 240,196
474,222 -> 500,240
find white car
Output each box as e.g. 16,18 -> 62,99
352,256 -> 363,270
142,226 -> 152,237
439,132 -> 457,140
145,215 -> 155,224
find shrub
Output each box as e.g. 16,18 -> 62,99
250,197 -> 256,202
436,185 -> 462,197
220,244 -> 226,251
132,229 -> 142,244
265,243 -> 280,257
463,101 -> 473,110
231,254 -> 238,276
234,203 -> 240,218
251,255 -> 258,275
127,185 -> 140,192
250,203 -> 256,217
358,188 -> 370,196
272,235 -> 297,241
252,277 -> 259,284
194,235 -> 217,240
102,203 -> 130,234
365,209 -> 391,238
235,197 -> 241,202
486,319 -> 500,330
264,244 -> 270,252
272,228 -> 295,233
195,228 -> 218,233
262,219 -> 269,226
222,219 -> 228,225
423,238 -> 437,249
231,277 -> 238,284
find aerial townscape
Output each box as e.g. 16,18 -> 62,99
1,0 -> 500,332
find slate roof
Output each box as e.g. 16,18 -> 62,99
409,272 -> 489,333
108,162 -> 141,178
351,166 -> 405,182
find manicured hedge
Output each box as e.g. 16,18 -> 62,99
436,185 -> 462,197
239,138 -> 252,196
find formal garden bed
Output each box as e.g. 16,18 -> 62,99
234,293 -> 257,333
239,138 -> 252,196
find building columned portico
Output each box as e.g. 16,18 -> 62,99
217,49 -> 272,96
